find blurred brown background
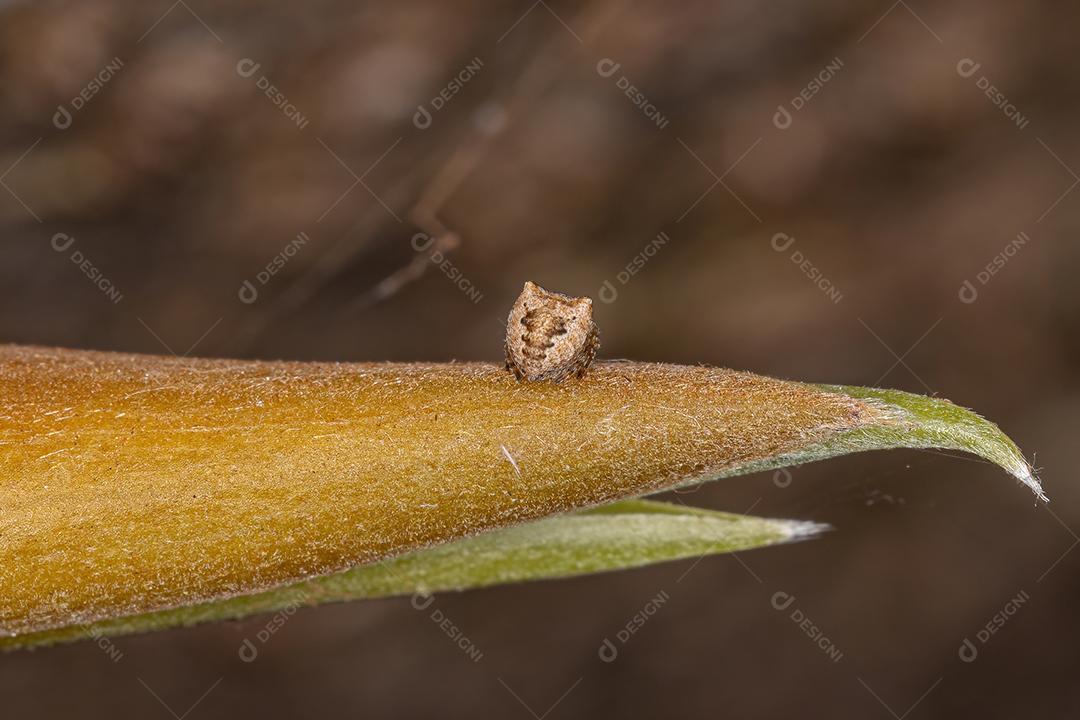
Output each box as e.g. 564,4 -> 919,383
1,0 -> 1077,717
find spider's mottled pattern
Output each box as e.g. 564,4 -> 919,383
504,281 -> 599,382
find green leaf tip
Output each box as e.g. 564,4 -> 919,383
824,385 -> 1046,503
0,345 -> 1041,646
0,499 -> 821,651
694,383 -> 1045,503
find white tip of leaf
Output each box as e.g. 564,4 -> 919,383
825,384 -> 1048,503
0,348 -> 1044,646
780,520 -> 833,542
711,383 -> 1047,503
2,499 -> 812,650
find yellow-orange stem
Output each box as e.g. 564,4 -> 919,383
1,345 -> 884,635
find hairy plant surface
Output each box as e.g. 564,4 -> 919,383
0,345 -> 1042,644
3,499 -> 824,649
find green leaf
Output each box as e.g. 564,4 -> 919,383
691,384 -> 1044,502
1,347 -> 1044,644
0,499 -> 822,651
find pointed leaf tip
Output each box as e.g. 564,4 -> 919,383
1,499 -> 810,650
821,385 -> 1047,502
696,383 -> 1045,502
0,346 -> 1043,642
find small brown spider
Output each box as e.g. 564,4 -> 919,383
504,281 -> 599,382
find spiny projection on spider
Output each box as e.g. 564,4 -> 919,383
505,281 -> 600,382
